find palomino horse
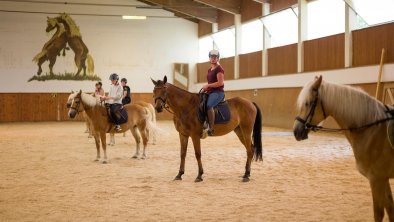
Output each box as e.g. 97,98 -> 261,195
108,101 -> 158,148
293,76 -> 394,222
54,13 -> 94,76
33,17 -> 68,75
152,76 -> 262,182
67,91 -> 153,162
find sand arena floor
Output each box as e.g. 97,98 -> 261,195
0,121 -> 392,221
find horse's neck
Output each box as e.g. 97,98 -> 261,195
43,25 -> 63,49
321,83 -> 386,129
167,84 -> 198,113
58,18 -> 80,37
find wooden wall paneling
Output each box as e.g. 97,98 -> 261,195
19,94 -> 35,121
241,0 -> 262,23
198,20 -> 212,37
239,51 -> 262,78
220,57 -> 235,80
218,11 -> 234,31
303,33 -> 345,72
267,43 -> 297,75
352,22 -> 394,67
0,94 -> 19,122
270,0 -> 298,13
197,62 -> 210,83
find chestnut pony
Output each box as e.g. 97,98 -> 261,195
152,76 -> 262,182
294,76 -> 394,222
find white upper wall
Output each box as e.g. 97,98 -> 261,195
0,0 -> 199,93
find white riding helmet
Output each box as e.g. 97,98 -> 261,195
209,49 -> 220,59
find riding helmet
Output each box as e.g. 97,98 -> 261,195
121,78 -> 127,83
209,49 -> 220,59
109,73 -> 119,81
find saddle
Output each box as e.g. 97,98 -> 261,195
198,92 -> 231,124
105,103 -> 128,125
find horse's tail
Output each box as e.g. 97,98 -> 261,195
143,107 -> 167,139
147,103 -> 157,124
32,50 -> 47,63
252,102 -> 263,161
86,54 -> 95,75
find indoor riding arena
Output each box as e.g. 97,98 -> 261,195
1,1 -> 394,222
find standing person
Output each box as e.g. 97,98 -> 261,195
100,73 -> 123,132
94,81 -> 104,97
202,49 -> 225,136
121,78 -> 131,105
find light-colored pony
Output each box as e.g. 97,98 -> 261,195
293,76 -> 394,222
108,101 -> 157,147
67,91 -> 154,162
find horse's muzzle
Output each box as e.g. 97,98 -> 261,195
293,122 -> 309,141
155,106 -> 163,113
68,110 -> 77,118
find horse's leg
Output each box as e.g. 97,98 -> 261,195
191,135 -> 204,182
48,56 -> 57,75
130,127 -> 141,158
234,127 -> 253,182
81,57 -> 87,76
175,133 -> 188,180
93,133 -> 100,161
37,56 -> 46,75
138,127 -> 149,159
384,180 -> 394,221
370,178 -> 387,222
108,133 -> 115,146
100,132 -> 108,164
74,53 -> 82,75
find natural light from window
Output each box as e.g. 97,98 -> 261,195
261,8 -> 298,48
198,36 -> 213,62
348,0 -> 394,26
241,20 -> 263,54
307,0 -> 345,40
212,28 -> 235,58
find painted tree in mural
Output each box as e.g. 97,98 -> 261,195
32,13 -> 98,81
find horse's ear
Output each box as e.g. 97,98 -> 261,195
163,76 -> 167,84
151,78 -> 157,86
312,75 -> 323,90
71,90 -> 74,93
79,89 -> 82,94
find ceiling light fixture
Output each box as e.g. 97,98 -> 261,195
122,15 -> 147,20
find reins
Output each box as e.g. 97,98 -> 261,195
153,85 -> 174,114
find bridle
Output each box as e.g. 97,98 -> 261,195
153,85 -> 173,114
68,96 -> 82,115
295,88 -> 394,132
295,88 -> 327,132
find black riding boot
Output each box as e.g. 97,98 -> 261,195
207,108 -> 215,136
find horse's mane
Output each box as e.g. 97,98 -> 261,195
297,80 -> 387,126
80,92 -> 100,107
58,13 -> 81,37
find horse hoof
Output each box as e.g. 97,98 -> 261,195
132,155 -> 138,159
94,159 -> 99,162
242,177 -> 250,182
102,160 -> 108,164
195,177 -> 203,182
141,156 -> 146,159
174,176 -> 182,181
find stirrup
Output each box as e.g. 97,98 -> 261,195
115,125 -> 122,132
207,128 -> 214,136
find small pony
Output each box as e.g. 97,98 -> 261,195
294,76 -> 394,222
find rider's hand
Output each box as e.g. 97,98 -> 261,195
202,84 -> 209,91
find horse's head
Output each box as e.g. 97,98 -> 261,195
46,17 -> 58,33
67,90 -> 84,118
293,76 -> 327,141
151,76 -> 168,113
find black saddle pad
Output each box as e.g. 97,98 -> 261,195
388,120 -> 394,149
108,104 -> 128,125
198,101 -> 231,124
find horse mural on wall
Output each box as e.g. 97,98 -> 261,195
31,13 -> 99,81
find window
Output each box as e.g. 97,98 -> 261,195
241,19 -> 263,54
212,28 -> 235,58
198,36 -> 213,62
261,8 -> 298,48
347,0 -> 394,27
307,0 -> 345,40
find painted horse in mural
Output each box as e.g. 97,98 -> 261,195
54,13 -> 94,76
293,76 -> 394,222
67,91 -> 156,162
33,17 -> 68,75
152,76 -> 263,182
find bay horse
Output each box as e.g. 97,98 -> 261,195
67,91 -> 153,162
293,76 -> 394,222
151,76 -> 262,182
54,13 -> 94,76
109,101 -> 158,150
33,17 -> 68,75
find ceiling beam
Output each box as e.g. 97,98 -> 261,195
193,0 -> 241,15
139,0 -> 218,23
253,0 -> 270,3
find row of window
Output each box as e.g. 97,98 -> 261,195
199,0 -> 394,62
